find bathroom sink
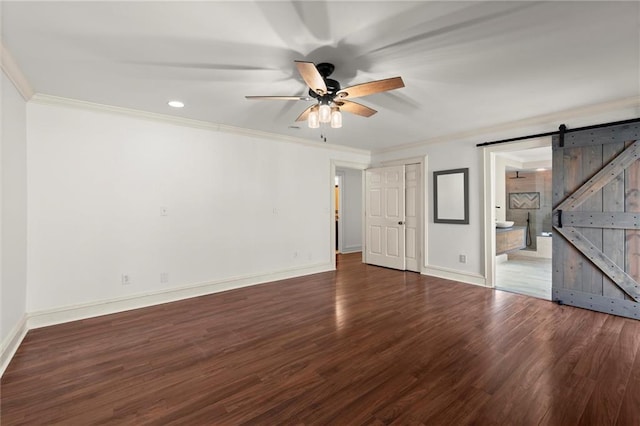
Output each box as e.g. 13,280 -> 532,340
496,220 -> 515,228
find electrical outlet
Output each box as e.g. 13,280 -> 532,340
160,272 -> 169,284
160,206 -> 168,216
459,255 -> 467,264
121,274 -> 131,285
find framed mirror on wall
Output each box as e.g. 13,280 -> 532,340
434,168 -> 469,224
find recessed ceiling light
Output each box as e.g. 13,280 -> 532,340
168,100 -> 184,108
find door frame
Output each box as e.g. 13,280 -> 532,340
335,171 -> 344,253
330,160 -> 369,270
380,156 -> 428,273
482,137 -> 551,287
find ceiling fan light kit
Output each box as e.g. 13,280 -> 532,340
319,100 -> 332,123
246,60 -> 404,133
308,105 -> 320,128
330,107 -> 342,129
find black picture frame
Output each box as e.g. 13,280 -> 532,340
434,168 -> 469,224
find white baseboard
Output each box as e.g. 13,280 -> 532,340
422,265 -> 487,287
1,314 -> 28,377
27,262 -> 334,330
2,263 -> 332,376
340,246 -> 362,254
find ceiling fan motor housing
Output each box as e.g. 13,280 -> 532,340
308,63 -> 341,101
309,78 -> 341,99
315,62 -> 335,78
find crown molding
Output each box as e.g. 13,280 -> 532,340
29,94 -> 371,156
374,95 -> 640,155
1,42 -> 34,101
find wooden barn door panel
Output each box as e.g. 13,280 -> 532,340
602,142 -> 627,300
552,122 -> 640,319
626,140 -> 640,299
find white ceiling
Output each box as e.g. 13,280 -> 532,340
499,146 -> 552,169
2,1 -> 639,151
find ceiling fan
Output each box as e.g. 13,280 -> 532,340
245,61 -> 405,129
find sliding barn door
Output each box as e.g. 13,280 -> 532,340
552,122 -> 640,319
365,166 -> 406,270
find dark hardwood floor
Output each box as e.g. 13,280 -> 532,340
2,253 -> 639,425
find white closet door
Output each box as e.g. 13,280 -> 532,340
365,166 -> 406,270
405,164 -> 420,272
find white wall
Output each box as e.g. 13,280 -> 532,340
26,100 -> 370,313
495,155 -> 522,222
375,140 -> 485,278
336,167 -> 362,253
372,104 -> 640,285
1,71 -> 28,344
495,156 -> 507,222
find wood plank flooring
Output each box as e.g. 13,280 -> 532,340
2,253 -> 640,425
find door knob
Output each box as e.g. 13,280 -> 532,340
398,221 -> 405,225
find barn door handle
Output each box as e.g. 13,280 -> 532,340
554,209 -> 563,228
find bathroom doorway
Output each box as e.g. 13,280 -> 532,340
483,139 -> 553,300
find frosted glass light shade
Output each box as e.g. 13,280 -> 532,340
308,106 -> 320,128
319,103 -> 331,123
330,107 -> 342,128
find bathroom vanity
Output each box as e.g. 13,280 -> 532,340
495,226 -> 526,255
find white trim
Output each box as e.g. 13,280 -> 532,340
483,149 -> 497,287
336,171 -> 345,253
373,96 -> 640,155
341,246 -> 362,254
379,156 -> 425,167
422,265 -> 487,287
332,160 -> 370,171
482,137 -> 552,288
29,94 -> 371,156
26,262 -> 332,330
1,43 -> 35,101
330,160 -> 369,269
0,314 -> 28,377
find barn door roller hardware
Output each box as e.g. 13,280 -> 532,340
475,117 -> 640,148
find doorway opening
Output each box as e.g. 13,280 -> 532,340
330,160 -> 368,270
483,139 -> 552,299
335,167 -> 363,255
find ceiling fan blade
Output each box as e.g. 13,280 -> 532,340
295,105 -> 315,122
295,60 -> 327,95
246,96 -> 311,101
336,77 -> 405,100
337,100 -> 377,118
